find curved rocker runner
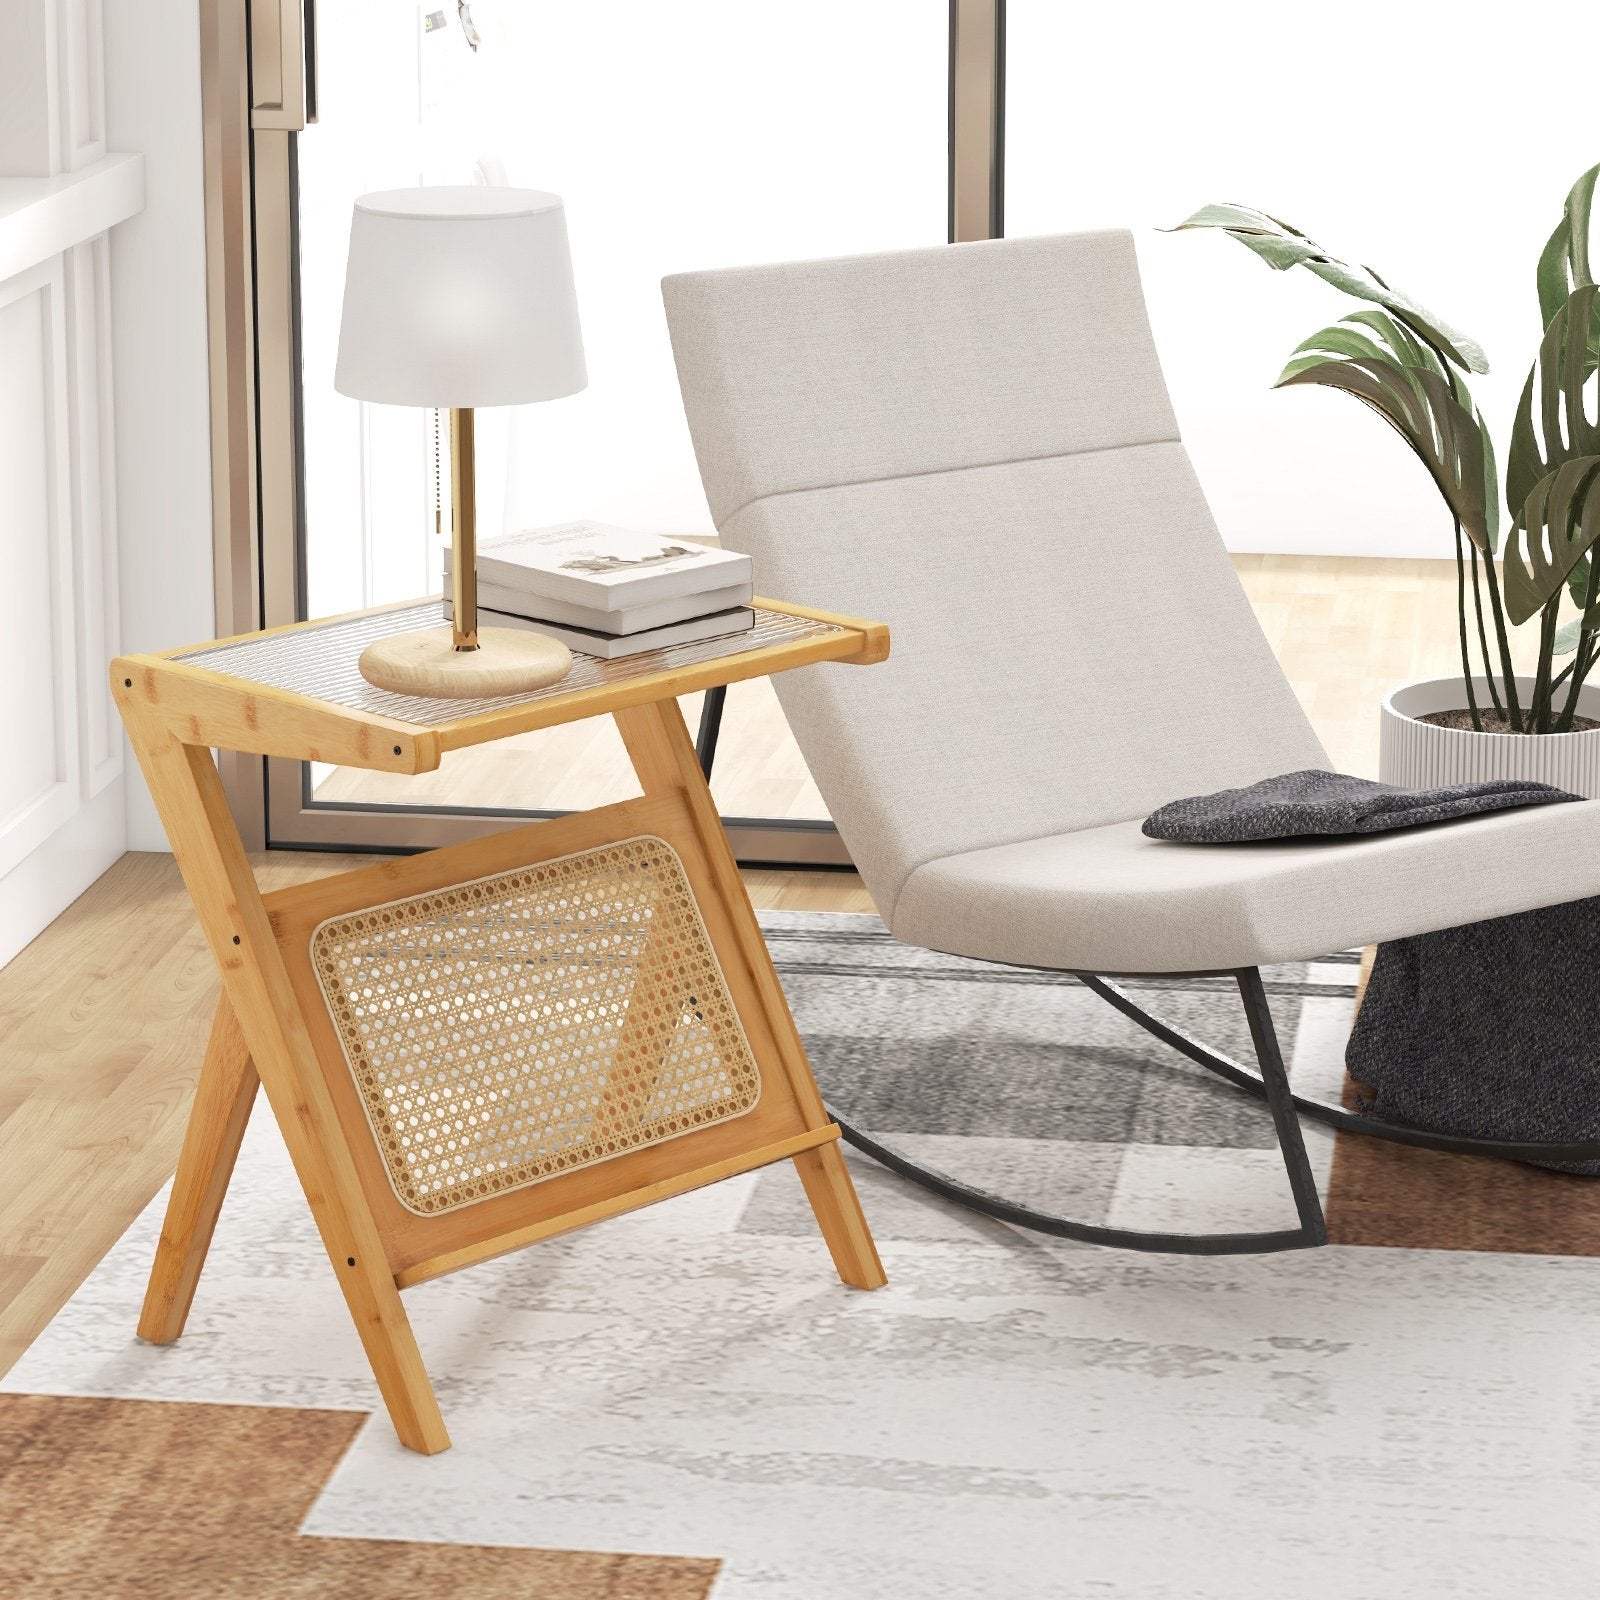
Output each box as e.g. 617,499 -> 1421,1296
829,966 -> 1600,1257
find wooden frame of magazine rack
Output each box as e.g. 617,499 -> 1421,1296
111,597 -> 889,1454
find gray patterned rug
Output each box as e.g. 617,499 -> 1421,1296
22,918 -> 1600,1600
751,910 -> 1360,1240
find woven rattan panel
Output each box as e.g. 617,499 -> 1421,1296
309,835 -> 761,1215
175,603 -> 845,726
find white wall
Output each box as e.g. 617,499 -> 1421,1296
1004,0 -> 1595,560
0,0 -> 147,964
103,0 -> 213,851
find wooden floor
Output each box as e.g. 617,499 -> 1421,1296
1237,553 -> 1539,777
0,554 -> 1477,1374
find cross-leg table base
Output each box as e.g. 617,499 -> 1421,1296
121,693 -> 884,1454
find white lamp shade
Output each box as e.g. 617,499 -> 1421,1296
333,186 -> 587,408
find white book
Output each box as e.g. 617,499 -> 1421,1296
447,565 -> 754,635
448,602 -> 757,660
454,521 -> 752,611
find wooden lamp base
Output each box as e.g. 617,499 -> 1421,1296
358,625 -> 573,699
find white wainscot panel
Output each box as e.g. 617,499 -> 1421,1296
0,258 -> 80,880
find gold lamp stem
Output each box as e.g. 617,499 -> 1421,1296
449,406 -> 478,651
357,399 -> 569,700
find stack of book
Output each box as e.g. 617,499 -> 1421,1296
444,520 -> 755,660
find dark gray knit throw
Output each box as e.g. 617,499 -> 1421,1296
1142,768 -> 1578,843
1347,898 -> 1600,1174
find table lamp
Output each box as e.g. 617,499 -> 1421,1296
334,185 -> 587,697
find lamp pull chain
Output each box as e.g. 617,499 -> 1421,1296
432,408 -> 443,536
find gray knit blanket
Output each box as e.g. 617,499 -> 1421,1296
1142,768 -> 1576,842
1144,768 -> 1597,1171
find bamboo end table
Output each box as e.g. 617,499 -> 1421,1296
112,597 -> 890,1454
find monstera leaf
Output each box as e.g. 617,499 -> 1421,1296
1504,283 -> 1600,624
1170,204 -> 1489,374
1537,164 -> 1599,329
1503,457 -> 1600,627
1275,311 -> 1498,553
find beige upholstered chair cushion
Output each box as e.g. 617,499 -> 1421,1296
665,233 -> 1325,916
663,230 -> 1600,971
715,446 -> 1327,923
664,231 -> 1182,525
893,805 -> 1600,972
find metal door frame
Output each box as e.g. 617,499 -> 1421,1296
200,0 -> 1006,860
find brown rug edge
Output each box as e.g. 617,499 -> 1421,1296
0,1392 -> 719,1600
1323,947 -> 1600,1255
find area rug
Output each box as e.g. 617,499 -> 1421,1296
6,911 -> 1599,1599
767,914 -> 1600,1257
758,912 -> 1357,1238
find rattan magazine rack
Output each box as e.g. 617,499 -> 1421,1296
112,597 -> 889,1454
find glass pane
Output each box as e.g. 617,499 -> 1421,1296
312,691 -> 708,813
708,679 -> 828,821
296,2 -> 944,819
310,713 -> 645,814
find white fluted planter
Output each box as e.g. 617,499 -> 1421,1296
1379,676 -> 1600,797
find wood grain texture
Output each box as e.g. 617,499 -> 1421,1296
0,1393 -> 718,1599
136,997 -> 257,1343
1235,554 -> 1542,779
357,624 -> 572,699
792,1141 -> 888,1290
264,795 -> 824,1283
395,1127 -> 840,1289
0,850 -> 372,1378
1325,1136 -> 1600,1255
107,588 -> 892,1448
113,655 -> 439,774
429,598 -> 881,753
132,595 -> 886,771
614,699 -> 886,1290
120,713 -> 451,1453
1321,945 -> 1600,1255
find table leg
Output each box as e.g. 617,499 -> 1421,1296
122,716 -> 452,1454
137,994 -> 258,1343
792,1143 -> 886,1289
613,699 -> 887,1291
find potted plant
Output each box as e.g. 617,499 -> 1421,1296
1175,168 -> 1600,795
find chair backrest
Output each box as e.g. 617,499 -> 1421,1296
662,231 -> 1326,921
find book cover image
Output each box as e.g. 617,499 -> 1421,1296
558,541 -> 702,576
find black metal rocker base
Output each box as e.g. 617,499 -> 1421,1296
828,964 -> 1600,1257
